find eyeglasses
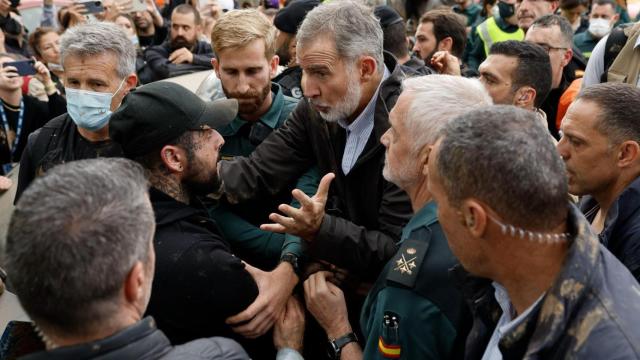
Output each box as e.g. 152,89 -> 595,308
530,42 -> 567,53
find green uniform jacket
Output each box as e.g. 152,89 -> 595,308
573,30 -> 600,59
454,3 -> 482,27
209,83 -> 317,269
360,202 -> 467,359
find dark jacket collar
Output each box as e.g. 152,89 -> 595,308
23,317 -> 172,360
455,204 -> 602,359
580,174 -> 640,248
358,51 -> 403,166
150,187 -> 203,226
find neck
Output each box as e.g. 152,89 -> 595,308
240,91 -> 273,122
0,88 -> 22,106
345,71 -> 383,124
405,177 -> 432,212
148,171 -> 191,204
41,311 -> 140,351
138,25 -> 155,37
397,53 -> 411,65
491,221 -> 569,315
77,125 -> 110,142
593,172 -> 640,218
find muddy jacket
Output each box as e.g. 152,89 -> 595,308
456,204 -> 640,359
219,53 -> 413,277
580,175 -> 640,282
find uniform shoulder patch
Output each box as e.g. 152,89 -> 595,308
386,230 -> 431,289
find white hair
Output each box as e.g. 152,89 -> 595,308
402,75 -> 493,152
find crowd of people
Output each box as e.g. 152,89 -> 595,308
1,0 -> 640,359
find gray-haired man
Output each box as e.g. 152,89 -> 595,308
7,158 -> 249,359
15,21 -> 138,202
218,0 -> 413,338
429,105 -> 640,358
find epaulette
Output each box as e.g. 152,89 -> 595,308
385,227 -> 431,289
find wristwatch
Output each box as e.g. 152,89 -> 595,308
280,253 -> 300,275
327,332 -> 358,360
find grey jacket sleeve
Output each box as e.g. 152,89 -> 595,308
165,337 -> 250,360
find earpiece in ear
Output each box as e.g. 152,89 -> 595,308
466,217 -> 475,228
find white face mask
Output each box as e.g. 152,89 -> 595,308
589,18 -> 612,38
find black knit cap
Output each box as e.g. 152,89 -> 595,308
374,5 -> 404,29
274,0 -> 321,34
109,82 -> 238,158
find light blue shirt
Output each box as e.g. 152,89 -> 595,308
276,347 -> 304,360
338,66 -> 390,175
582,32 -> 640,88
480,283 -> 544,360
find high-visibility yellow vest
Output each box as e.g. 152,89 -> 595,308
477,17 -> 525,56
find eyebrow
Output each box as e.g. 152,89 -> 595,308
304,65 -> 331,72
479,71 -> 497,81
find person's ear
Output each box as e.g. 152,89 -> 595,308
611,14 -> 620,24
514,86 -> 536,108
269,55 -> 279,78
419,145 -> 431,176
358,55 -> 377,82
437,37 -> 453,53
124,261 -> 145,304
562,47 -> 573,68
550,0 -> 560,12
160,145 -> 186,174
461,199 -> 487,238
124,73 -> 138,91
617,140 -> 640,168
212,57 -> 220,76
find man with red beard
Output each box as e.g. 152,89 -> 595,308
143,4 -> 213,82
208,9 -> 317,343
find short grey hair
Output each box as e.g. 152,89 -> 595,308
60,21 -> 136,78
436,105 -> 568,229
402,75 -> 493,153
6,158 -> 154,336
531,14 -> 574,48
577,83 -> 640,145
297,0 -> 384,73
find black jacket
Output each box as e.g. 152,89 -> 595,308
219,53 -> 413,277
15,114 -> 123,203
580,175 -> 640,281
22,317 -> 250,360
145,188 -> 258,345
273,65 -> 303,99
457,205 -> 640,359
143,40 -> 214,82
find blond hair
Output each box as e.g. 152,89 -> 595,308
211,9 -> 277,60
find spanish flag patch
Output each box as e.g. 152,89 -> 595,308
378,336 -> 401,358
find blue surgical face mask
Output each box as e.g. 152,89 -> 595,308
65,78 -> 126,132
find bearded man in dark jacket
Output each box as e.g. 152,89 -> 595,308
219,1 -> 413,280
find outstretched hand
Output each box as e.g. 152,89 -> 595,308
261,173 -> 335,241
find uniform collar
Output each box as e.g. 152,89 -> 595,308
401,201 -> 438,241
222,83 -> 285,135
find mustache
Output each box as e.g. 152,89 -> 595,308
226,90 -> 262,99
